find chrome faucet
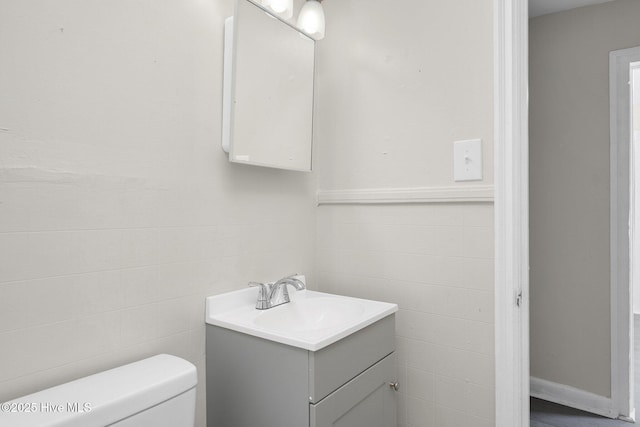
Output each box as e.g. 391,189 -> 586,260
249,274 -> 306,310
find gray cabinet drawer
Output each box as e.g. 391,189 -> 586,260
308,315 -> 395,403
310,353 -> 397,427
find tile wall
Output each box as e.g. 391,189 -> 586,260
317,203 -> 495,426
0,1 -> 316,426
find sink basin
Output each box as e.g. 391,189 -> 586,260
205,284 -> 397,351
253,297 -> 367,332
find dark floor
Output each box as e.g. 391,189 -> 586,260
530,398 -> 635,427
530,316 -> 640,426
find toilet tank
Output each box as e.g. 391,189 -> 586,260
0,354 -> 197,427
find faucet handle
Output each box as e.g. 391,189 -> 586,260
249,282 -> 270,310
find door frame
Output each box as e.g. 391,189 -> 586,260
494,0 -> 529,426
610,45 -> 640,422
496,4 -> 640,424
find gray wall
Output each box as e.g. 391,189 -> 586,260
0,1 -> 496,426
315,0 -> 495,425
0,1 -> 317,426
530,0 -> 640,397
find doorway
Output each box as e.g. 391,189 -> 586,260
528,35 -> 640,426
500,1 -> 640,425
529,49 -> 640,427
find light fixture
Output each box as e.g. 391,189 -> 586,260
297,0 -> 325,40
259,0 -> 293,20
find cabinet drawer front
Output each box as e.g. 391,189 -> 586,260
309,315 -> 395,403
310,353 -> 397,427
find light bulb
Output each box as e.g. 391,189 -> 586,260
297,0 -> 325,40
270,0 -> 288,13
261,0 -> 293,19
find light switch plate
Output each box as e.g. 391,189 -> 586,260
453,139 -> 482,181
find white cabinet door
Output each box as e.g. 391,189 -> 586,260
310,354 -> 397,427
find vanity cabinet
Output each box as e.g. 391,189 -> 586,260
206,314 -> 397,427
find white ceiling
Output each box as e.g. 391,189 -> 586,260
529,0 -> 616,18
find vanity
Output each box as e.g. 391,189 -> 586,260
211,0 -> 398,422
205,283 -> 398,427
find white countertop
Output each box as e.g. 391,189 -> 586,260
205,287 -> 397,351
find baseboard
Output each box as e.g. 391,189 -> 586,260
530,376 -> 618,419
